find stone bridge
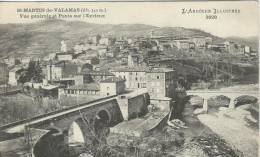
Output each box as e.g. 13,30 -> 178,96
176,90 -> 259,111
0,93 -> 150,157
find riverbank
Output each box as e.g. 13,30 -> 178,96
105,101 -> 243,157
198,103 -> 259,157
177,101 -> 244,157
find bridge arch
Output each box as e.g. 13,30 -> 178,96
234,95 -> 258,108
207,95 -> 231,107
207,95 -> 231,101
205,95 -> 231,114
181,94 -> 204,106
182,94 -> 204,99
33,128 -> 69,157
93,109 -> 111,139
184,93 -> 232,112
47,124 -> 63,134
67,117 -> 89,144
94,109 -> 111,126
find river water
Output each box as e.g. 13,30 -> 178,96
178,101 -> 243,157
68,99 -> 243,157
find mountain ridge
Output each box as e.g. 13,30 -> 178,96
0,19 -> 256,58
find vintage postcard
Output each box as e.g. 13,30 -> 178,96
0,1 -> 259,157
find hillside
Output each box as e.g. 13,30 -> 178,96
226,36 -> 258,50
0,19 -> 223,58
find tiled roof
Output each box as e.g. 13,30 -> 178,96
207,41 -> 225,45
80,71 -> 114,76
148,68 -> 175,73
47,60 -> 64,65
56,52 -> 74,55
193,36 -> 205,38
100,77 -> 125,83
55,62 -> 77,68
67,83 -> 100,90
179,41 -> 195,44
112,66 -> 150,72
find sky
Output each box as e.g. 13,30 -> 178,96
0,1 -> 259,38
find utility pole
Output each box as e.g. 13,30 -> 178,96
230,58 -> 233,84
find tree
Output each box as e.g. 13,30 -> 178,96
18,61 -> 42,84
27,60 -> 42,83
24,125 -> 37,155
18,70 -> 28,84
35,60 -> 42,82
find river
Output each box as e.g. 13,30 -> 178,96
177,101 -> 243,157
68,99 -> 247,157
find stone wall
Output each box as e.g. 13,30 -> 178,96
150,98 -> 172,112
117,93 -> 149,121
148,112 -> 169,132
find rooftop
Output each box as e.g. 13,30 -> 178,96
76,42 -> 85,45
56,52 -> 74,55
80,71 -> 114,76
158,40 -> 168,42
148,68 -> 175,73
193,36 -> 205,38
150,96 -> 172,101
179,41 -> 195,44
67,83 -> 100,91
47,60 -> 64,65
112,66 -> 150,72
27,82 -> 59,90
9,66 -> 24,72
100,77 -> 125,83
206,41 -> 225,45
42,84 -> 59,90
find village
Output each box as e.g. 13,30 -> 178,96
0,31 -> 258,105
0,29 -> 258,157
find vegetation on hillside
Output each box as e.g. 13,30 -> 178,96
0,19 -> 226,58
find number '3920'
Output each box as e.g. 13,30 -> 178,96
206,15 -> 217,19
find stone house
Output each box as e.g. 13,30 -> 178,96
192,36 -> 206,48
100,77 -> 125,96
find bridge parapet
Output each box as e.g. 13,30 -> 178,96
175,90 -> 259,112
177,90 -> 258,99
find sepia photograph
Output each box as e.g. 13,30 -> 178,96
0,1 -> 259,157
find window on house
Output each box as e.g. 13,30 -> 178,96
157,76 -> 160,79
107,87 -> 109,90
107,93 -> 109,96
135,77 -> 137,81
124,76 -> 125,79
